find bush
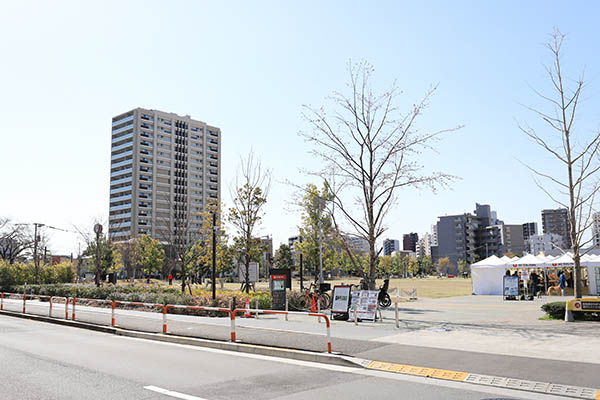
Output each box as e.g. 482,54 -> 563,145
0,261 -> 74,290
7,283 -> 273,316
541,301 -> 600,321
541,301 -> 565,319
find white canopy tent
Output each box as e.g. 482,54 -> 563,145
470,255 -> 506,295
470,253 -> 600,295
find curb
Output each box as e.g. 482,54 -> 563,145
0,309 -> 355,368
0,310 -> 117,334
115,329 -> 356,367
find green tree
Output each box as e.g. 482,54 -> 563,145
228,153 -> 270,293
273,244 -> 293,270
418,255 -> 434,276
294,182 -> 335,283
407,257 -> 419,276
134,235 -> 165,278
436,257 -> 450,276
188,200 -> 232,282
83,235 -> 122,286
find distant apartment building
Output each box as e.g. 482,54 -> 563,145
522,222 -> 538,252
541,208 -> 571,249
344,235 -> 369,253
529,233 -> 563,255
593,213 -> 600,247
383,239 -> 400,256
403,233 -> 419,252
108,108 -> 221,243
415,232 -> 432,258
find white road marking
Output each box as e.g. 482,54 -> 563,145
144,385 -> 207,400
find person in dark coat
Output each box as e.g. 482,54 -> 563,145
530,270 -> 539,297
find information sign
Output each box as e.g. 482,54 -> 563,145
331,286 -> 351,314
349,290 -> 379,322
503,275 -> 519,298
270,274 -> 287,310
238,262 -> 259,283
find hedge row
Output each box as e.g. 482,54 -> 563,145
541,301 -> 600,321
0,262 -> 74,289
10,283 -> 272,311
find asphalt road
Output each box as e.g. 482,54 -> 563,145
4,298 -> 600,389
0,316 -> 566,400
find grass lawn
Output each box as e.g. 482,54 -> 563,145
119,276 -> 473,299
322,276 -> 473,299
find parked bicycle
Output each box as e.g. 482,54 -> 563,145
301,282 -> 330,310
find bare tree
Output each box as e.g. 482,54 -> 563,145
228,152 -> 271,293
301,61 -> 460,289
520,29 -> 600,299
0,218 -> 33,264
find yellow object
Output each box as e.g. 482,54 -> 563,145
565,298 -> 600,312
366,361 -> 468,381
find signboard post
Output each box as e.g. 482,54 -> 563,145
349,290 -> 379,322
503,275 -> 519,301
331,285 -> 351,320
270,273 -> 287,310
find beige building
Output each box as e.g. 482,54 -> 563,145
108,108 -> 221,243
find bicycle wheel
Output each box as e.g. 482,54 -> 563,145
379,293 -> 392,308
319,293 -> 330,309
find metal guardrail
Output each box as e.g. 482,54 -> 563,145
0,293 -> 333,353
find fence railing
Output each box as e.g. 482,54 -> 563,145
0,292 -> 332,353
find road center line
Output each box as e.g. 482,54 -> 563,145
144,385 -> 207,400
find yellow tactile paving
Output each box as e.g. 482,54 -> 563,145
595,389 -> 600,399
366,361 -> 468,382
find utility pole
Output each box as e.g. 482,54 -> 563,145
316,196 -> 324,285
33,223 -> 44,284
211,211 -> 217,300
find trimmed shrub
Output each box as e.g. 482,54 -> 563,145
541,301 -> 565,319
541,301 -> 600,321
8,283 -> 273,316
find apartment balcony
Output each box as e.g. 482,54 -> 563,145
111,150 -> 133,161
109,212 -> 131,220
112,132 -> 133,144
110,230 -> 131,238
110,221 -> 131,230
110,175 -> 132,185
109,203 -> 132,212
110,193 -> 132,203
140,132 -> 154,139
112,114 -> 134,126
111,167 -> 132,178
208,146 -> 218,152
140,140 -> 153,148
112,141 -> 133,152
112,123 -> 134,135
112,158 -> 133,169
109,185 -> 132,195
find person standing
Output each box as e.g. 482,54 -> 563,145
559,271 -> 566,296
530,270 -> 539,297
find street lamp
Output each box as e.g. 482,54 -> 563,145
94,224 -> 103,286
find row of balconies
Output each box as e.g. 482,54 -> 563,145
112,114 -> 134,127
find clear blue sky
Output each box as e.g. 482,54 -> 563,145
1,1 -> 600,254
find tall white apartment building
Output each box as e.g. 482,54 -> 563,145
108,108 -> 221,242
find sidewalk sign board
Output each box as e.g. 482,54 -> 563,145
503,275 -> 519,300
349,290 -> 379,322
331,285 -> 351,320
